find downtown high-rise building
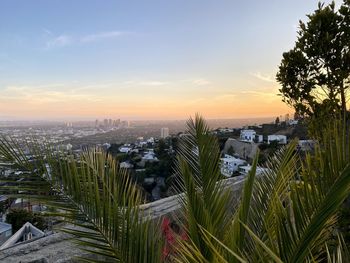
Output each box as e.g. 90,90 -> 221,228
160,127 -> 169,138
103,119 -> 108,127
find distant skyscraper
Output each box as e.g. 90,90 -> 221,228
95,119 -> 99,127
120,120 -> 127,127
161,127 -> 169,138
284,113 -> 289,122
103,119 -> 108,127
285,113 -> 290,122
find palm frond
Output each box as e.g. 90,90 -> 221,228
0,138 -> 162,263
241,121 -> 350,262
175,116 -> 350,262
224,152 -> 259,262
326,234 -> 350,263
174,114 -> 232,261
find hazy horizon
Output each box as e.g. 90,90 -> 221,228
0,115 -> 276,123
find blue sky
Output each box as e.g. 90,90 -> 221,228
0,0 -> 336,120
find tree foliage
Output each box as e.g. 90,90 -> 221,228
277,0 -> 350,117
6,209 -> 47,232
275,116 -> 280,125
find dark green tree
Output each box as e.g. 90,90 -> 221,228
275,116 -> 280,125
276,1 -> 350,117
155,139 -> 167,158
6,209 -> 47,232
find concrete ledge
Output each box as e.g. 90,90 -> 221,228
140,175 -> 246,220
0,176 -> 246,262
0,232 -> 80,263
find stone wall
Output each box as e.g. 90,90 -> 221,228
223,138 -> 259,160
0,176 -> 246,263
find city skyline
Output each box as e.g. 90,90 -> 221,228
0,0 -> 337,120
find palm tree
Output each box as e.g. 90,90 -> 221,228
174,115 -> 350,262
0,115 -> 349,262
0,141 -> 163,262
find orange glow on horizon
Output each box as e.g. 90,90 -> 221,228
0,90 -> 292,120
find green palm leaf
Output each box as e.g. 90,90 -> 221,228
174,114 -> 232,262
175,117 -> 350,262
0,138 -> 162,263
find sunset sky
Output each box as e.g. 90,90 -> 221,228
0,0 -> 337,120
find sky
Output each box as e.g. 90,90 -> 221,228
0,0 -> 337,120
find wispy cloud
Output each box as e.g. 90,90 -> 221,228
251,72 -> 276,83
2,84 -> 106,103
45,30 -> 130,49
46,35 -> 73,48
192,78 -> 210,86
240,90 -> 277,97
42,28 -> 53,36
123,80 -> 168,86
81,31 -> 127,43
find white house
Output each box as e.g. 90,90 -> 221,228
119,145 -> 132,153
298,140 -> 315,151
220,154 -> 246,177
239,165 -> 270,176
147,137 -> 155,144
120,161 -> 134,169
57,143 -> 73,151
240,130 -> 256,142
137,141 -> 148,147
130,148 -> 139,153
142,151 -> 159,162
219,128 -> 234,133
240,129 -> 263,143
102,143 -> 111,150
288,119 -> 299,125
267,135 -> 287,144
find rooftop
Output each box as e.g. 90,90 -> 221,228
0,222 -> 11,233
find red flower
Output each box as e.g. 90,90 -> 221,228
161,217 -> 171,232
161,217 -> 188,261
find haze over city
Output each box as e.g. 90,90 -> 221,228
0,0 -> 338,120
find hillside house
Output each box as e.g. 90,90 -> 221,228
119,144 -> 133,153
239,130 -> 263,143
298,140 -> 315,151
267,135 -> 287,144
142,151 -> 158,162
240,129 -> 256,142
239,165 -> 270,176
220,154 -> 246,177
120,161 -> 134,169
